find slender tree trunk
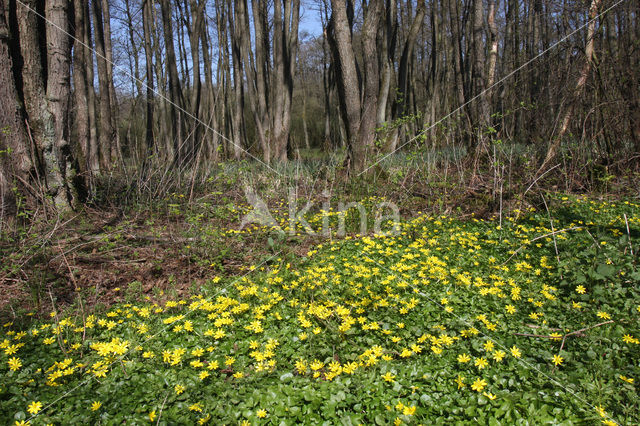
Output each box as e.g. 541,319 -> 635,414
142,0 -> 155,154
541,0 -> 602,169
486,0 -> 499,92
100,0 -> 120,163
84,1 -> 100,173
188,0 -> 205,161
227,0 -> 244,159
251,0 -> 271,162
92,0 -> 115,169
472,0 -> 489,130
124,0 -> 143,97
72,0 -> 92,183
160,0 -> 185,164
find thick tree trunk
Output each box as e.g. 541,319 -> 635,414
0,2 -> 32,218
46,0 -> 76,209
330,0 -> 382,172
329,0 -> 361,156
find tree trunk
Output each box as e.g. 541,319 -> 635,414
142,0 -> 155,154
541,0 -> 602,169
92,0 -> 116,170
160,0 -> 185,164
46,0 -> 76,209
330,0 -> 382,172
100,0 -> 120,163
472,0 -> 489,130
0,1 -> 31,218
72,0 -> 92,183
84,1 -> 100,174
188,0 -> 205,162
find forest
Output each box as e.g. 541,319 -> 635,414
0,0 -> 639,424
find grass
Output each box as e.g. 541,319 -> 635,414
0,193 -> 638,425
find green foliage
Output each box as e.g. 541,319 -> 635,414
0,196 -> 638,424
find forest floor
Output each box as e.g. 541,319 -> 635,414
0,157 -> 639,424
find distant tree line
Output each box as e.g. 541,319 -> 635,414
1,0 -> 638,217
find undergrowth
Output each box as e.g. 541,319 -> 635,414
0,195 -> 638,424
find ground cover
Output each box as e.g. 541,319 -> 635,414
0,195 -> 638,425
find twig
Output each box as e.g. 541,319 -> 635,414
155,392 -> 169,425
553,320 -> 614,373
624,213 -> 634,258
558,320 -> 614,352
514,332 -> 560,339
526,324 -> 562,331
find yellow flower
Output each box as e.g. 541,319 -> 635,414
619,375 -> 634,384
199,371 -> 210,380
175,384 -> 185,395
91,401 -> 102,411
483,341 -> 494,352
505,305 -> 516,314
471,378 -> 487,392
597,311 -> 611,320
457,353 -> 471,363
622,334 -> 639,344
256,409 -> 267,418
402,405 -> 416,416
14,421 -> 30,426
482,392 -> 497,400
233,371 -> 243,379
474,357 -> 489,370
149,411 -> 157,421
510,346 -> 522,358
595,405 -> 607,418
8,357 -> 22,371
492,350 -> 506,362
552,354 -> 564,366
575,285 -> 586,294
455,375 -> 465,389
189,403 -> 203,412
381,372 -> 396,382
27,401 -> 42,415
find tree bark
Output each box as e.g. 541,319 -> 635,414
142,0 -> 155,154
160,0 -> 185,163
92,0 -> 116,169
0,1 -> 31,218
330,0 -> 382,172
72,0 -> 92,181
46,0 -> 76,208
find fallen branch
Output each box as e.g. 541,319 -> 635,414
553,320 -> 614,373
